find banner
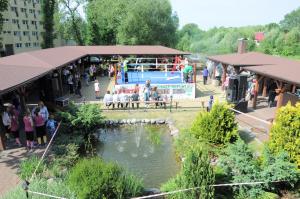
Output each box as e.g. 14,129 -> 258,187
114,83 -> 195,99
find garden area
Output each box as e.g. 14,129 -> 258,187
2,102 -> 300,199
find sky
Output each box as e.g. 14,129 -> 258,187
170,0 -> 300,30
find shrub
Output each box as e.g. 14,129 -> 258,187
219,140 -> 299,199
67,158 -> 143,199
268,103 -> 300,167
161,146 -> 215,199
19,155 -> 45,180
190,102 -> 238,145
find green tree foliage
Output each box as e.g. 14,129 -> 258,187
161,146 -> 215,199
59,0 -> 86,45
117,0 -> 178,47
220,140 -> 299,199
280,7 -> 300,31
67,158 -> 143,199
268,103 -> 300,168
190,102 -> 238,145
86,0 -> 133,45
86,0 -> 178,47
0,0 -> 8,48
41,0 -> 56,48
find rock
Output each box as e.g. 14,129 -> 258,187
170,129 -> 179,137
150,119 -> 156,124
156,119 -> 165,124
143,188 -> 161,195
47,178 -> 54,184
131,119 -> 137,124
144,119 -> 150,123
127,119 -> 131,124
121,119 -> 127,124
136,119 -> 141,123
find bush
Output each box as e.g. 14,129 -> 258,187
268,103 -> 300,167
161,146 -> 215,199
67,158 -> 143,199
219,140 -> 299,199
2,178 -> 75,199
19,156 -> 45,180
190,102 -> 238,145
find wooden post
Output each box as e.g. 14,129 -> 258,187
262,78 -> 268,97
276,82 -> 284,109
292,84 -> 296,93
0,96 -> 6,150
222,64 -> 227,89
193,63 -> 196,83
252,76 -> 260,109
114,64 -> 117,85
58,68 -> 63,97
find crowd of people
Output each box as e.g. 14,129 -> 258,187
1,101 -> 57,151
103,81 -> 169,109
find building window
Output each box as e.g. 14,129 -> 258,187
15,43 -> 22,48
22,20 -> 28,25
13,31 -> 21,36
12,19 -> 19,24
21,8 -> 27,12
3,18 -> 9,23
11,7 -> 17,12
25,43 -> 31,48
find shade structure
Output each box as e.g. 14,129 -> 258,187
0,45 -> 189,94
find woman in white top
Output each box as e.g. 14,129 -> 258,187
112,91 -> 120,109
94,80 -> 100,99
2,107 -> 11,138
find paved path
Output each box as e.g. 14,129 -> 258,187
0,146 -> 44,197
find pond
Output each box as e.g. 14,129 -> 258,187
97,125 -> 181,188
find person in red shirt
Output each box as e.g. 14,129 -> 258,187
33,107 -> 47,147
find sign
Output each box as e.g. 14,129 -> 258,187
114,83 -> 195,99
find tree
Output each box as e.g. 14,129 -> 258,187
59,0 -> 86,45
41,0 -> 56,48
117,0 -> 178,47
67,158 -> 143,199
190,102 -> 238,145
161,146 -> 215,199
268,103 -> 300,168
280,7 -> 300,31
0,0 -> 8,48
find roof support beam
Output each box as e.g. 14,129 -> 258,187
252,75 -> 260,109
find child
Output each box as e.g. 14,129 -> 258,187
23,110 -> 34,150
46,115 -> 58,138
33,108 -> 47,147
208,95 -> 214,112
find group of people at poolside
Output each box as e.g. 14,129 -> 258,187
2,101 -> 58,151
103,81 -> 168,109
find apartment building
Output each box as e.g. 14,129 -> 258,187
0,0 -> 43,56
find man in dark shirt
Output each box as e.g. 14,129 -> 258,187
131,91 -> 139,109
203,67 -> 209,85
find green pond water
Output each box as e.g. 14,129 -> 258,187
97,125 -> 181,188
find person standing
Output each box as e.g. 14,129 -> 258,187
203,67 -> 209,85
10,106 -> 21,147
208,95 -> 214,112
39,101 -> 49,122
143,80 -> 151,107
46,115 -> 57,138
23,110 -> 34,150
75,79 -> 82,98
2,106 -> 11,139
83,70 -> 90,86
123,60 -> 129,84
94,80 -> 100,99
33,108 -> 47,147
67,74 -> 74,94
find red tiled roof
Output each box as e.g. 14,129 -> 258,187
0,45 -> 189,94
207,52 -> 300,86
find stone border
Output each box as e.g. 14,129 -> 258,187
102,119 -> 179,137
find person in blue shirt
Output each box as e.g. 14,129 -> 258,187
46,115 -> 57,137
203,67 -> 209,85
